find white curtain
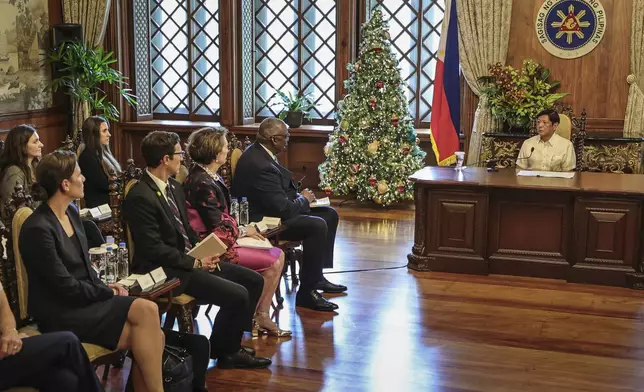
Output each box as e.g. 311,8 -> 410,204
624,0 -> 644,137
456,0 -> 513,164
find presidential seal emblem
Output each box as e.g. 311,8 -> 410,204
535,0 -> 606,59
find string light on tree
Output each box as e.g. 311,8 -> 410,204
318,10 -> 426,206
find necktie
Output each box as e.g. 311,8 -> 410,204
165,186 -> 192,252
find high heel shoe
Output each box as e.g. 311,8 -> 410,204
254,312 -> 292,337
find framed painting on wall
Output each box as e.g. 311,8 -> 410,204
0,0 -> 51,114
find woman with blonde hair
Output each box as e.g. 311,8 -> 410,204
78,116 -> 121,208
183,126 -> 291,337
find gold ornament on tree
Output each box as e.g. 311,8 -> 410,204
323,142 -> 333,155
377,180 -> 388,194
367,140 -> 380,155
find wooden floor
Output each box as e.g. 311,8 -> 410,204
104,201 -> 644,391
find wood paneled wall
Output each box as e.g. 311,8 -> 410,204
0,111 -> 66,151
506,0 -> 631,133
0,0 -> 66,153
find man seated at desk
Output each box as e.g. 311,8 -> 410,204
516,109 -> 576,172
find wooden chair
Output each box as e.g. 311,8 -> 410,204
4,185 -> 123,384
114,160 -> 196,333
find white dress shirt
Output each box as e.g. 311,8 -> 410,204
146,169 -> 168,201
516,133 -> 576,172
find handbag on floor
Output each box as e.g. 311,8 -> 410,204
163,328 -> 210,392
162,344 -> 194,392
126,329 -> 209,392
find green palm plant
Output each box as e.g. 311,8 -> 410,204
46,42 -> 136,123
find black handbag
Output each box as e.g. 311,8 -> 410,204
162,344 -> 194,392
163,328 -> 210,392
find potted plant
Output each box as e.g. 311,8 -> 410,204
273,90 -> 316,128
46,42 -> 137,137
478,59 -> 568,133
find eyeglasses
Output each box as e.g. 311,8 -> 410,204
273,132 -> 290,140
170,150 -> 185,158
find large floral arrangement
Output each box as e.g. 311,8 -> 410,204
478,59 -> 568,130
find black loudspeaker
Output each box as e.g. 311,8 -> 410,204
51,24 -> 83,48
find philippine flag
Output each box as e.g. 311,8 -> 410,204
429,0 -> 460,166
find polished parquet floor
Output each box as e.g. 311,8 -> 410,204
104,202 -> 644,392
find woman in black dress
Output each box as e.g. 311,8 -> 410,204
78,116 -> 121,208
19,150 -> 165,392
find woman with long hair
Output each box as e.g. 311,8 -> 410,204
20,150 -> 165,392
0,124 -> 43,224
78,116 -> 122,208
183,127 -> 291,337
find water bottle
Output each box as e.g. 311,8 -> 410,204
239,197 -> 249,226
118,242 -> 129,279
105,235 -> 115,245
105,246 -> 117,284
230,197 -> 240,223
89,247 -> 107,283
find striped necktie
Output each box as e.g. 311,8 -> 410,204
165,186 -> 192,252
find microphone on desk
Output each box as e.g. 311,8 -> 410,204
516,147 -> 535,162
467,147 -> 534,172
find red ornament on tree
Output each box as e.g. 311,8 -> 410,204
392,115 -> 399,126
398,185 -> 405,194
369,177 -> 377,186
351,163 -> 360,173
374,47 -> 382,53
339,135 -> 348,144
376,81 -> 384,89
369,96 -> 377,109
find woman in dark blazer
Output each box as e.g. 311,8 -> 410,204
184,127 -> 290,337
19,150 -> 165,392
77,116 -> 121,208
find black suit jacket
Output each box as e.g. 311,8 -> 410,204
78,149 -> 110,208
20,203 -> 113,325
123,172 -> 198,291
232,142 -> 310,222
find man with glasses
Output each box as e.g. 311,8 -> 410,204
232,118 -> 347,312
124,131 -> 271,370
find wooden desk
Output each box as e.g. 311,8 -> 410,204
408,167 -> 644,287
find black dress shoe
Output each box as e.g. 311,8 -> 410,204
296,290 -> 339,311
241,345 -> 255,356
217,348 -> 271,369
315,277 -> 348,293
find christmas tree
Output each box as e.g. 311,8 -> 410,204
318,10 -> 426,206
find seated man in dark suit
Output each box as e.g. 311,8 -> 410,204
232,118 -> 347,312
123,131 -> 271,369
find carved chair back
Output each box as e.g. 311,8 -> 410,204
114,159 -> 143,255
3,185 -> 34,324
